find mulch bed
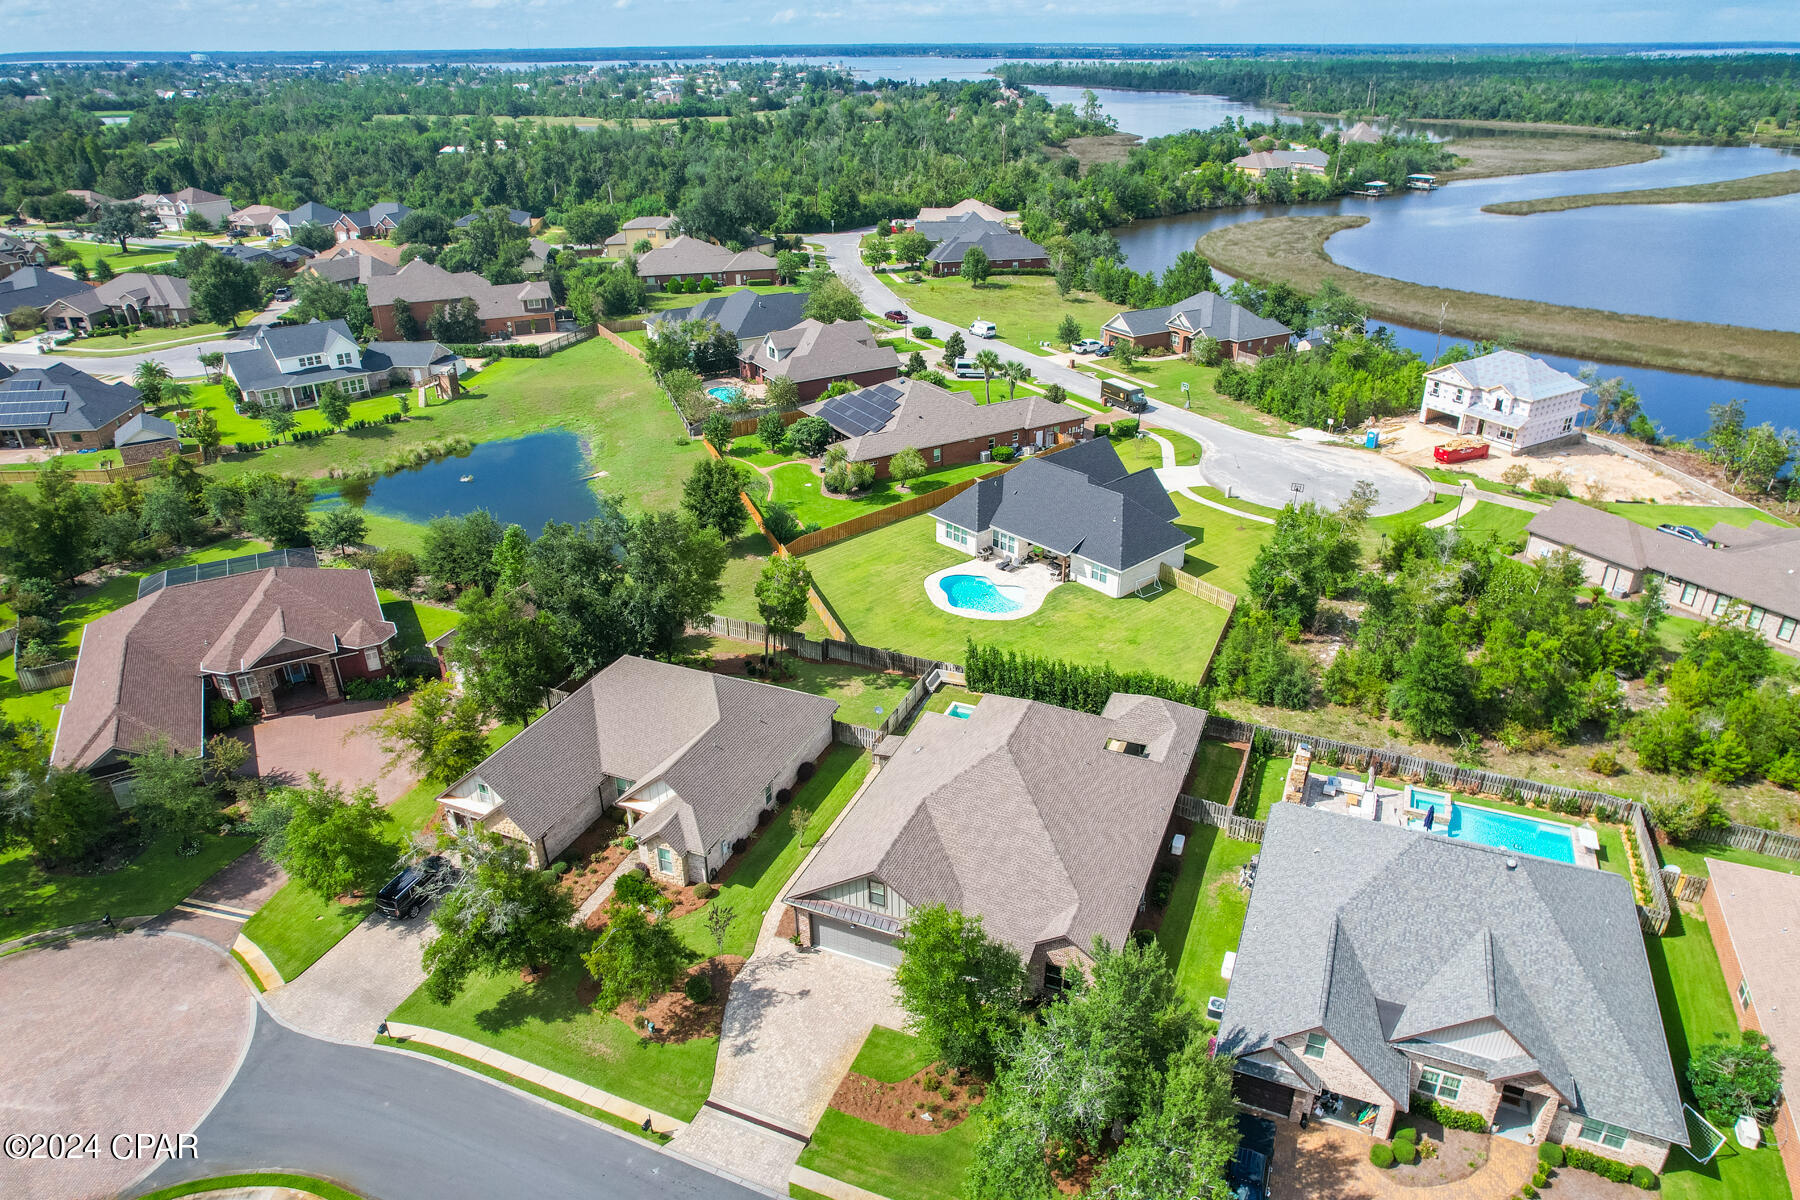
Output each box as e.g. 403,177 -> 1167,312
827,1064 -> 985,1134
559,816 -> 632,910
590,955 -> 745,1044
1384,1118 -> 1491,1187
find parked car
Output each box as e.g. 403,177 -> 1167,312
1228,1115 -> 1276,1200
1093,343 -> 1113,357
272,286 -> 292,302
883,309 -> 910,323
375,855 -> 452,919
1071,339 -> 1104,355
1657,523 -> 1708,547
953,357 -> 981,378
968,320 -> 998,339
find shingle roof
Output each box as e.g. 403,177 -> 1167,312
788,693 -> 1206,956
52,568 -> 393,770
1430,351 -> 1587,403
931,438 -> 1189,571
1527,500 -> 1800,617
454,208 -> 531,228
339,201 -> 410,230
449,656 -> 837,848
0,266 -> 93,316
634,236 -> 777,278
1219,804 -> 1687,1145
307,253 -> 397,286
113,412 -> 180,447
364,258 -> 550,321
802,378 -> 1074,463
1704,858 -> 1800,1112
915,199 -> 1015,224
622,214 -> 677,231
224,319 -> 369,392
1103,291 -> 1292,345
917,214 -> 1048,265
93,272 -> 189,311
279,201 -> 344,228
363,340 -> 459,373
0,363 -> 142,434
648,288 -> 811,341
740,319 -> 900,386
1233,148 -> 1330,172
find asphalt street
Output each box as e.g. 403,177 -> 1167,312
815,231 -> 1432,516
138,1009 -> 768,1200
0,297 -> 293,379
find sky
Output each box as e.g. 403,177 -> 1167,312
13,1 -> 1800,55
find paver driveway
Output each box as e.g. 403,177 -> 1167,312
232,698 -> 420,805
263,910 -> 432,1044
0,931 -> 254,1200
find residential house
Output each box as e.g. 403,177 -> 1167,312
1219,804 -> 1687,1170
803,378 -> 1085,478
135,187 -> 233,231
229,204 -> 285,236
453,208 -> 534,230
1102,291 -> 1293,361
520,237 -> 558,277
931,437 -> 1191,597
365,258 -> 554,341
0,232 -> 51,280
916,212 -> 1049,276
62,190 -> 119,220
909,198 -> 1018,226
602,214 -> 678,254
317,240 -> 404,267
1342,121 -> 1384,143
0,265 -> 94,333
332,202 -> 411,242
1698,858 -> 1800,1188
41,273 -> 193,333
646,288 -> 810,344
1232,148 -> 1330,179
305,250 -> 397,289
635,236 -> 779,289
1419,350 -> 1590,453
112,412 -> 183,465
270,202 -> 344,240
784,692 -> 1205,978
51,565 -> 397,786
224,319 -> 462,410
217,243 -> 314,273
0,364 -> 143,451
437,656 -> 837,871
1524,500 -> 1800,654
737,318 -> 901,403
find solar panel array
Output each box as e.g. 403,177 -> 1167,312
0,381 -> 70,430
136,547 -> 320,600
815,381 -> 903,437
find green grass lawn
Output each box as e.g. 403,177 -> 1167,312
804,514 -> 1229,680
1188,739 -> 1247,807
1084,356 -> 1286,435
645,282 -> 803,313
1606,502 -> 1786,531
52,538 -> 267,658
0,834 -> 252,944
380,597 -> 459,655
896,274 -> 1110,352
1172,494 -> 1273,595
1157,824 -> 1260,1013
0,651 -> 70,739
689,636 -> 917,728
851,1025 -> 935,1081
1455,501 -> 1535,545
58,241 -> 177,273
1144,426 -> 1204,465
132,1173 -> 363,1200
798,1064 -> 986,1200
667,746 -> 870,958
1113,433 -> 1166,473
59,314 -> 256,354
182,381 -> 405,447
1366,495 -> 1449,538
1239,753 -> 1289,819
766,459 -> 1003,532
727,433 -> 800,468
1659,841 -> 1800,881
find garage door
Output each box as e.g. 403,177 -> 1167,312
812,915 -> 902,967
1232,1072 -> 1299,1120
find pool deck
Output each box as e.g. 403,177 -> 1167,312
1296,772 -> 1600,869
923,558 -> 1058,620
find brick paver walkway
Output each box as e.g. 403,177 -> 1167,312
232,699 -> 421,805
1272,1122 -> 1536,1200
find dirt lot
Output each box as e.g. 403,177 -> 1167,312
1386,420 -> 1700,503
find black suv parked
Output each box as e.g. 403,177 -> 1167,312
376,855 -> 452,918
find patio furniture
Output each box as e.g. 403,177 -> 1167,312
1170,832 -> 1186,856
1221,950 -> 1236,980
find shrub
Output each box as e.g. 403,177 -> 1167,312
369,548 -> 420,592
990,446 -> 1016,462
552,861 -> 571,876
1565,1147 -> 1635,1183
683,973 -> 714,1005
1392,1139 -> 1417,1166
1393,1125 -> 1419,1144
231,699 -> 255,726
15,614 -> 55,643
1531,472 -> 1573,497
1410,1093 -> 1487,1133
1589,750 -> 1624,777
1521,1186 -> 1538,1199
693,882 -> 715,900
1093,422 -> 1111,437
921,1073 -> 942,1093
344,675 -> 406,701
1369,1144 -> 1394,1168
1111,417 -> 1140,438
797,760 -> 816,782
1630,1166 -> 1656,1189
912,326 -> 932,340
1538,1143 -> 1563,1168
207,698 -> 234,731
1534,1166 -> 1550,1187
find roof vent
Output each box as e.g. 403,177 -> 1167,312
1505,857 -> 1519,870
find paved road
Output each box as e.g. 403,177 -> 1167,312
140,1008 -> 768,1200
816,231 -> 1432,516
0,298 -> 293,380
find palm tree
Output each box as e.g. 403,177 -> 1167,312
973,349 -> 1003,403
1001,360 -> 1032,399
131,359 -> 173,407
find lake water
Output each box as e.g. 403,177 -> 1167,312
322,430 -> 604,535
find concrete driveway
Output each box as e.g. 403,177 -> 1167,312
263,909 -> 432,1042
233,698 -> 421,806
0,931 -> 255,1200
816,231 -> 1431,516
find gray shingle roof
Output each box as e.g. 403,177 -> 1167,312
739,319 -> 900,386
1431,351 -> 1587,402
787,693 -> 1206,957
1103,291 -> 1292,345
362,340 -> 458,372
917,214 -> 1048,265
801,378 -> 1075,463
0,266 -> 93,316
1219,804 -> 1687,1146
339,201 -> 410,230
454,208 -> 531,228
634,236 -> 777,278
113,412 -> 180,447
648,288 -> 811,341
0,363 -> 142,434
223,319 -> 369,393
280,201 -> 343,228
931,438 -> 1189,571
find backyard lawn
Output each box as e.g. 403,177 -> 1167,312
0,834 -> 252,944
1172,494 -> 1273,595
379,597 -> 459,656
645,282 -> 803,313
0,652 -> 69,737
763,459 -> 1003,532
1188,738 -> 1248,807
1238,753 -> 1289,819
181,382 -> 404,446
895,273 -> 1109,352
1454,501 -> 1535,545
803,514 -> 1230,680
688,635 -> 917,728
666,745 -> 870,958
1659,840 -> 1800,881
727,433 -> 800,469
1157,823 -> 1259,1014
1606,502 -> 1786,530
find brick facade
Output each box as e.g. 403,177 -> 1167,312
928,255 -> 1048,276
1279,1033 -> 1400,1139
1545,1110 -> 1674,1173
742,362 -> 898,404
52,403 -> 143,452
1101,327 -> 1287,361
370,300 -> 552,342
865,416 -> 1084,479
118,436 -> 180,466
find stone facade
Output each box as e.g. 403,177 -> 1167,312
118,436 -> 180,466
1279,1032 -> 1400,1139
1546,1109 -> 1674,1173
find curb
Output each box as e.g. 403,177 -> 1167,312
0,912 -> 159,956
790,1164 -> 896,1200
230,933 -> 285,990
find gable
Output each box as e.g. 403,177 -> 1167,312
1408,1017 -> 1526,1061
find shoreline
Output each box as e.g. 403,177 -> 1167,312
1196,215 -> 1800,388
1482,169 -> 1800,215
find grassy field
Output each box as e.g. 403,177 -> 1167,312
1484,170 -> 1800,216
0,834 -> 251,944
1083,357 -> 1287,435
1196,216 -> 1800,387
1239,753 -> 1288,819
183,381 -> 405,446
1605,502 -> 1786,530
57,314 -> 256,354
133,1173 -> 363,1200
727,433 -> 801,469
1436,135 -> 1662,180
1188,738 -> 1247,807
1454,502 -> 1535,545
803,514 -> 1229,680
1158,823 -> 1259,1014
688,635 -> 916,727
1172,494 -> 1272,595
55,241 -> 177,273
666,745 -> 870,958
646,282 -> 803,314
764,459 -> 1002,532
894,274 -> 1110,351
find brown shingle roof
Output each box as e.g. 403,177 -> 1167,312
634,236 -> 777,278
1706,858 -> 1800,1101
803,378 -> 1073,463
365,259 -> 550,322
740,319 -> 900,386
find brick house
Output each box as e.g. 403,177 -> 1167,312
1220,804 -> 1687,1171
304,250 -> 397,289
634,236 -> 778,288
916,212 -> 1050,275
437,656 -> 836,871
0,362 -> 143,451
1102,291 -> 1293,361
0,232 -> 50,281
0,266 -> 93,334
784,692 -> 1205,976
365,258 -> 554,341
332,201 -> 411,242
802,377 -> 1085,479
112,413 -> 183,466
270,201 -> 344,240
737,318 -> 900,403
41,272 -> 193,333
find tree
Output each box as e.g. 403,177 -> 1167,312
943,331 -> 967,362
1156,249 -> 1218,306
1689,1031 -> 1784,1124
289,222 -> 337,253
371,679 -> 491,783
141,475 -> 202,546
26,770 -> 120,867
682,458 -> 750,541
0,458 -> 96,583
423,827 -> 576,1003
756,409 -> 787,455
891,230 -> 931,267
704,903 -> 739,954
264,773 -> 401,901
202,478 -> 246,529
700,409 -> 734,452
132,360 -> 175,407
973,349 -> 1003,402
616,510 -> 726,659
1309,278 -> 1368,335
582,899 -> 694,1010
289,274 -> 374,337
1055,313 -> 1082,346
261,402 -> 297,441
5,304 -> 44,332
493,524 -> 530,593
803,275 -> 864,325
889,447 -> 927,490
1001,360 -> 1032,398
129,737 -> 223,854
394,211 -> 454,248
392,300 -> 423,341
318,383 -> 351,430
1090,1038 -> 1240,1200
894,903 -> 1026,1074
764,374 -> 800,413
197,349 -> 225,383
450,588 -> 569,726
422,511 -> 504,591
93,257 -> 116,283
861,234 -> 892,269
755,555 -> 813,666
429,296 -> 483,344
788,415 -> 834,457
94,202 -> 158,254
562,204 -> 618,248
959,246 -> 991,286
1389,623 -> 1472,741
1246,501 -> 1362,630
313,506 -> 368,554
188,252 -> 260,329
241,474 -> 312,546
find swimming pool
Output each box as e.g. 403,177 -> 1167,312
706,384 -> 742,403
936,574 -> 1026,616
1406,788 -> 1577,864
945,701 -> 978,719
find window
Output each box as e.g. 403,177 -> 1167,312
1780,617 -> 1797,642
1561,416 -> 1575,433
1090,564 -> 1109,584
344,376 -> 367,395
1579,1119 -> 1629,1151
867,880 -> 887,909
1712,594 -> 1729,616
987,437 -> 996,450
71,433 -> 83,443
364,647 -> 382,671
1429,381 -> 1440,397
613,777 -> 635,796
1749,607 -> 1766,631
297,354 -> 323,368
1419,1068 -> 1463,1101
335,352 -> 353,367
1680,581 -> 1698,605
1043,962 -> 1066,993
941,522 -> 969,547
1739,979 -> 1753,1010
1302,1033 -> 1327,1060
216,677 -> 236,701
932,448 -> 942,463
235,672 -> 260,697
656,846 -> 674,874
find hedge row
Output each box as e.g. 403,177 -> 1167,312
440,341 -> 546,359
1408,1093 -> 1487,1133
963,640 -> 1209,715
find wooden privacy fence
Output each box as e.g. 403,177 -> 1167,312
783,476 -> 983,556
1158,562 -> 1239,611
1673,872 -> 1711,903
691,613 -> 956,681
1631,804 -> 1673,935
0,447 -> 205,486
1177,794 -> 1267,842
16,653 -> 77,693
1687,822 -> 1800,863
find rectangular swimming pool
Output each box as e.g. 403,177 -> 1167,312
945,701 -> 978,719
1406,788 -> 1577,865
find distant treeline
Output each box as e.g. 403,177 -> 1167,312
1000,55 -> 1800,142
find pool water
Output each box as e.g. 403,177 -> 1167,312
706,384 -> 742,402
1407,790 -> 1577,864
945,701 -> 978,719
937,574 -> 1025,615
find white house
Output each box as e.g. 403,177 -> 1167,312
223,319 -> 461,411
1418,350 -> 1589,454
929,438 -> 1192,599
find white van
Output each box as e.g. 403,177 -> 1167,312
968,320 -> 998,339
953,358 -> 981,378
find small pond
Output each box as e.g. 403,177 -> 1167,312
321,430 -> 605,535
